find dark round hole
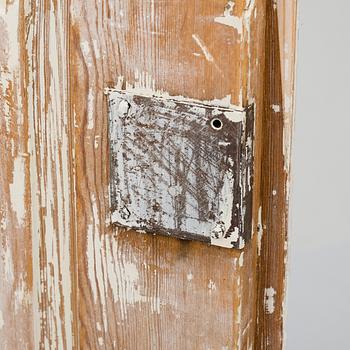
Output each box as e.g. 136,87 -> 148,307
211,118 -> 223,130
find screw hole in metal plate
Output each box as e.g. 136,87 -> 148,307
211,118 -> 223,130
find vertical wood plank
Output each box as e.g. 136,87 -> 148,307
0,2 -> 34,348
70,0 -> 266,348
1,1 -> 77,348
255,1 -> 298,349
26,0 -> 77,348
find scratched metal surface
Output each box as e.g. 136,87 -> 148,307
108,90 -> 254,249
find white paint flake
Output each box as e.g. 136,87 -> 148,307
257,205 -> 263,255
110,78 -> 243,111
0,310 -> 4,330
187,272 -> 193,282
2,243 -> 14,283
192,34 -> 223,76
87,88 -> 95,129
264,287 -> 277,314
208,280 -> 217,291
212,227 -> 239,248
192,34 -> 214,62
271,104 -> 281,113
214,1 -> 243,34
238,252 -> 244,267
9,156 -> 26,226
224,111 -> 245,123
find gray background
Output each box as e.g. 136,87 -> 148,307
286,1 -> 350,349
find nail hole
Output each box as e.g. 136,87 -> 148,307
211,118 -> 223,130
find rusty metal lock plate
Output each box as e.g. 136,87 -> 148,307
108,90 -> 254,249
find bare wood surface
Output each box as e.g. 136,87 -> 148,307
255,1 -> 298,349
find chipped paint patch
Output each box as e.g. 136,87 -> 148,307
214,1 -> 243,35
113,75 -> 244,110
257,206 -> 263,255
0,310 -> 3,330
14,276 -> 31,313
208,280 -> 217,291
192,34 -> 224,77
238,252 -> 244,267
187,272 -> 193,282
192,34 -> 214,62
271,104 -> 281,113
264,287 -> 277,314
9,156 -> 26,226
2,242 -> 14,283
224,111 -> 244,123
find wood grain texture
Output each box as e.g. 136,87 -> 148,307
70,0 -> 266,348
1,1 -> 77,349
0,0 -> 297,348
26,1 -> 76,348
0,2 -> 34,348
254,1 -> 298,349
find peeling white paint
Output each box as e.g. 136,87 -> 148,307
187,272 -> 193,282
208,280 -> 217,291
2,243 -> 14,284
112,75 -> 244,111
94,135 -> 100,149
0,310 -> 3,330
257,205 -> 263,255
214,1 -> 243,35
25,3 -> 75,348
192,34 -> 224,76
87,224 -> 98,302
238,252 -> 244,267
192,34 -> 214,62
87,88 -> 95,129
224,111 -> 244,123
9,156 -> 26,226
271,104 -> 281,113
14,275 -> 31,314
264,287 -> 277,314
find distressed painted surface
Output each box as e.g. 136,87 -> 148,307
0,2 -> 34,348
26,1 -> 76,348
1,1 -> 76,349
70,0 -> 266,348
108,90 -> 255,248
0,0 -> 296,348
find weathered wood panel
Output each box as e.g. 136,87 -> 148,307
0,2 -> 34,348
70,0 -> 266,348
1,1 -> 77,349
255,1 -> 298,349
26,1 -> 76,348
0,0 -> 297,348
